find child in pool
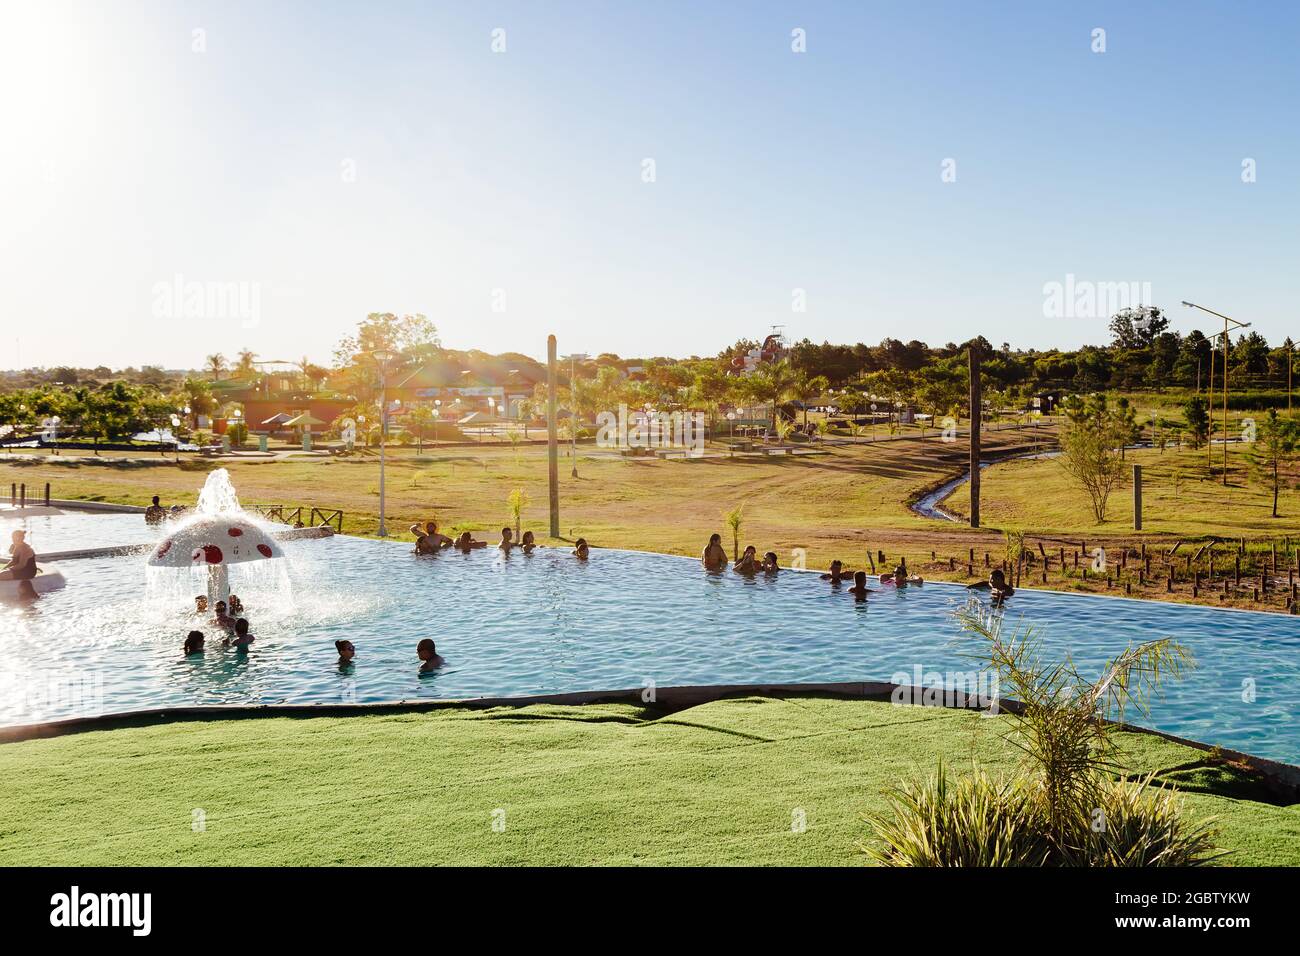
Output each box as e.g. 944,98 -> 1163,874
734,545 -> 760,573
454,531 -> 487,552
520,531 -> 538,554
572,538 -> 590,560
225,618 -> 255,649
184,630 -> 205,655
761,551 -> 780,574
335,639 -> 355,666
498,527 -> 515,551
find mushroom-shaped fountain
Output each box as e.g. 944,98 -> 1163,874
147,469 -> 285,605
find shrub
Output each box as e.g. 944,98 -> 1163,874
863,764 -> 1051,867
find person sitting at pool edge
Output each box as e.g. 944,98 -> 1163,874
454,531 -> 487,552
701,533 -> 727,571
194,594 -> 209,614
335,639 -> 355,666
968,568 -> 1014,601
520,530 -> 538,554
573,538 -> 590,560
225,618 -> 255,649
761,551 -> 780,574
184,630 -> 205,655
144,495 -> 166,525
734,545 -> 759,573
849,570 -> 870,599
498,527 -> 515,551
0,530 -> 37,582
411,520 -> 453,555
417,638 -> 444,672
820,559 -> 850,584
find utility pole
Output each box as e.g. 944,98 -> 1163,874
547,335 -> 560,538
1133,464 -> 1143,531
969,344 -> 981,528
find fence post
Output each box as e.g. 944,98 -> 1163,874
1133,464 -> 1143,531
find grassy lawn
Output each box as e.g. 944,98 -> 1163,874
943,444 -> 1300,538
0,696 -> 1293,866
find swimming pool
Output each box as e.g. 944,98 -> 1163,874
2,511 -> 1297,765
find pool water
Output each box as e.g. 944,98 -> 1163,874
2,513 -> 1297,765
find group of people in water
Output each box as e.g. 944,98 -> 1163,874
700,534 -> 1014,604
410,520 -> 589,560
182,592 -> 256,655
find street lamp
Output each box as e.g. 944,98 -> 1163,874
1182,301 -> 1250,485
368,348 -> 397,536
564,353 -> 588,477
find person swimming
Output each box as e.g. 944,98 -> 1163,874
212,600 -> 236,631
417,638 -> 444,672
227,594 -> 244,615
734,545 -> 759,573
761,551 -> 780,574
144,495 -> 166,525
454,531 -> 487,552
335,639 -> 355,666
194,595 -> 209,614
701,533 -> 728,571
848,570 -> 870,600
520,530 -> 538,554
573,538 -> 590,560
968,568 -> 1015,601
184,630 -> 205,655
498,527 -> 515,551
225,617 -> 255,649
411,520 -> 452,555
820,560 -> 850,584
883,558 -> 924,586
0,530 -> 37,581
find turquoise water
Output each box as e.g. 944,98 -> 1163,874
1,513 -> 1297,765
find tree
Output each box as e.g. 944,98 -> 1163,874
333,312 -> 440,367
792,372 -> 830,430
235,349 -> 258,377
1108,306 -> 1168,349
1058,394 -> 1131,523
1182,396 -> 1210,450
1247,409 -> 1298,517
738,359 -> 798,431
205,353 -> 227,382
405,405 -> 437,454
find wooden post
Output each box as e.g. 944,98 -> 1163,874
547,335 -> 560,538
1132,464 -> 1142,531
969,345 -> 981,528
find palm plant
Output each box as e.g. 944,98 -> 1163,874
205,353 -> 227,382
507,487 -> 529,539
723,504 -> 744,562
954,603 -> 1212,860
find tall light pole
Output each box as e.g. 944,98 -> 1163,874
564,353 -> 588,477
368,348 -> 397,535
1182,301 -> 1250,486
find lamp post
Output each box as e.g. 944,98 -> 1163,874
368,348 -> 397,535
1182,301 -> 1250,486
563,353 -> 588,477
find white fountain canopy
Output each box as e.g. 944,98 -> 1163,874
146,469 -> 284,602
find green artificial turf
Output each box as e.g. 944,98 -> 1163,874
0,696 -> 1295,866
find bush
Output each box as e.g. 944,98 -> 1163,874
864,767 -> 1221,867
1061,774 -> 1223,867
863,764 -> 1051,867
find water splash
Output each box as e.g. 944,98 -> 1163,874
196,468 -> 242,515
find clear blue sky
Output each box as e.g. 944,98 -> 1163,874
2,0 -> 1297,369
